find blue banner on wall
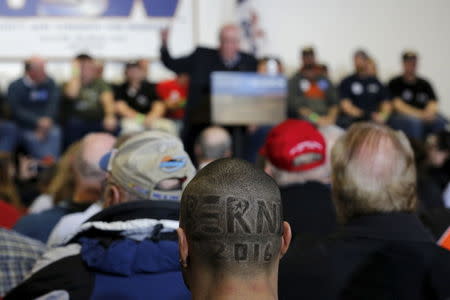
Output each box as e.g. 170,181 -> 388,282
0,0 -> 178,17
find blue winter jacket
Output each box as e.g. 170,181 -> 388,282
6,200 -> 191,300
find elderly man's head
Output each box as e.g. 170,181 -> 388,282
195,126 -> 232,168
25,56 -> 47,84
331,123 -> 417,223
69,133 -> 116,204
219,24 -> 241,62
73,133 -> 116,186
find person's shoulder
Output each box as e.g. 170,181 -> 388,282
195,46 -> 217,55
389,75 -> 402,83
45,76 -> 57,86
388,75 -> 402,86
8,77 -> 23,89
239,51 -> 257,61
142,80 -> 156,90
340,73 -> 356,84
416,76 -> 432,86
0,228 -> 46,252
288,71 -> 302,81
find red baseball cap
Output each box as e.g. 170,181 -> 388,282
261,119 -> 326,172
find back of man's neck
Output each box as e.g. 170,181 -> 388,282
73,186 -> 100,204
191,274 -> 277,300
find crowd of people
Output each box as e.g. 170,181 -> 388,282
0,23 -> 450,299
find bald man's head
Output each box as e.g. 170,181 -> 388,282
25,56 -> 47,84
219,24 -> 241,62
331,123 -> 417,223
180,158 -> 286,275
195,126 -> 232,164
73,133 -> 116,183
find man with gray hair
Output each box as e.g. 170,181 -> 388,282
261,119 -> 337,239
279,122 -> 450,300
195,126 -> 232,169
7,131 -> 195,300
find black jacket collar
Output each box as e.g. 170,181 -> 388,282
339,212 -> 433,243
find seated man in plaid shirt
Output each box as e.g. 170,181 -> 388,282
0,228 -> 46,297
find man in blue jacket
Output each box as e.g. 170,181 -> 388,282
6,131 -> 195,300
7,57 -> 61,159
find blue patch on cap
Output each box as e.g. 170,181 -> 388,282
160,156 -> 187,173
99,152 -> 113,172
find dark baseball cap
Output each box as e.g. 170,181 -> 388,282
402,51 -> 418,61
302,47 -> 315,56
354,49 -> 369,60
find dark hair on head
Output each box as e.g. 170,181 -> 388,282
180,158 -> 283,274
75,53 -> 93,61
354,49 -> 369,60
301,47 -> 315,56
124,61 -> 141,71
24,61 -> 32,72
402,51 -> 418,62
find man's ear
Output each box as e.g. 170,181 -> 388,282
224,150 -> 233,158
103,184 -> 122,208
264,161 -> 273,177
280,221 -> 292,258
177,228 -> 189,267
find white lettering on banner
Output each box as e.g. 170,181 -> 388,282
0,0 -> 194,59
289,141 -> 323,156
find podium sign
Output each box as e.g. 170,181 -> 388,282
211,72 -> 287,125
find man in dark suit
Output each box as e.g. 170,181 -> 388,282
279,123 -> 450,300
160,24 -> 257,159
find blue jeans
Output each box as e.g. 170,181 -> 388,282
21,126 -> 62,160
0,121 -> 19,153
389,113 -> 448,140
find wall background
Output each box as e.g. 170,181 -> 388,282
0,0 -> 449,117
196,0 -> 450,117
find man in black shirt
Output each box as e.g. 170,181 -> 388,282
261,119 -> 337,240
338,50 -> 391,128
114,61 -> 165,133
160,24 -> 257,157
388,51 -> 448,140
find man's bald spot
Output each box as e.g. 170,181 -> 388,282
347,124 -> 411,185
198,126 -> 232,159
219,24 -> 240,42
201,126 -> 230,145
81,133 -> 116,166
181,158 -> 283,271
25,56 -> 46,70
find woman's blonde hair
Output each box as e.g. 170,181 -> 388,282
47,141 -> 82,205
331,123 -> 417,223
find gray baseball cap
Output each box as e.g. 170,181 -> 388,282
99,131 -> 196,201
